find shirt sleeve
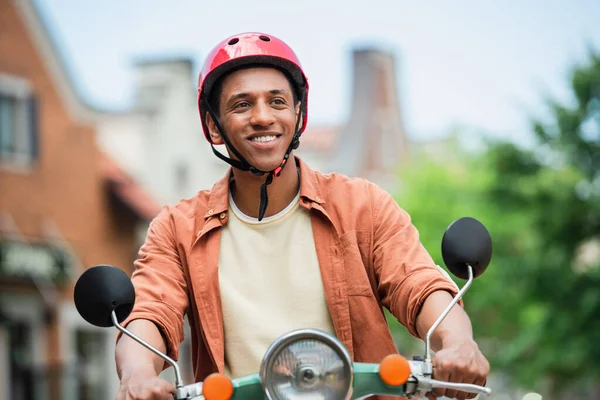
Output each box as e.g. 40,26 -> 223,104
116,206 -> 189,365
371,185 -> 462,339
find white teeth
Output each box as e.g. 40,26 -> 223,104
251,135 -> 277,143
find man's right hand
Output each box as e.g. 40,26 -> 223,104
116,364 -> 175,400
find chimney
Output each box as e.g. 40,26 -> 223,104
328,48 -> 409,186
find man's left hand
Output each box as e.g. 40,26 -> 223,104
429,336 -> 490,399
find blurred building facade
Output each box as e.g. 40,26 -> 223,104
94,57 -> 229,207
0,1 -> 160,399
301,48 -> 411,191
1,0 -> 425,398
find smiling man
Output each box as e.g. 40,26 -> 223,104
114,32 -> 489,400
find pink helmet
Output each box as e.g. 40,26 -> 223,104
197,32 -> 309,143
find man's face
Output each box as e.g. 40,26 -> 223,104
206,67 -> 300,172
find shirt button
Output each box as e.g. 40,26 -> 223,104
219,212 -> 226,220
316,196 -> 321,202
208,209 -> 214,216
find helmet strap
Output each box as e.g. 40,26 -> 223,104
256,94 -> 306,220
202,98 -> 265,176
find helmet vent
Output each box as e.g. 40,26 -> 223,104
259,35 -> 271,42
228,38 -> 239,45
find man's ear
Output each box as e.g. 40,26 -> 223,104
206,112 -> 224,145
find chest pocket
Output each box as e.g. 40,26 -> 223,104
339,230 -> 375,297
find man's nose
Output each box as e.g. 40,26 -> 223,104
250,102 -> 276,127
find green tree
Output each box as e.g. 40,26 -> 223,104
391,49 -> 600,396
482,49 -> 600,393
390,135 -> 537,360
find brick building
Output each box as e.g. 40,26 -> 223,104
0,1 -> 160,399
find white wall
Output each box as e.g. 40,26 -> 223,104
95,59 -> 229,209
135,61 -> 228,205
96,113 -> 145,179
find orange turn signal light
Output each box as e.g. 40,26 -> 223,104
202,373 -> 234,400
379,354 -> 411,386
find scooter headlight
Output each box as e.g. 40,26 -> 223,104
259,329 -> 353,400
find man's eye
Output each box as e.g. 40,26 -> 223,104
272,98 -> 285,105
235,102 -> 250,109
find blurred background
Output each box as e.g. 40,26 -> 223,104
1,0 -> 599,399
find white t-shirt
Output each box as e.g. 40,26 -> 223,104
218,189 -> 336,378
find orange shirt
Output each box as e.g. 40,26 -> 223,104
120,156 -> 461,386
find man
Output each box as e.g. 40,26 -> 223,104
114,32 -> 489,400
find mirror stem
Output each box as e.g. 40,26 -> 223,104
111,311 -> 184,388
424,264 -> 473,366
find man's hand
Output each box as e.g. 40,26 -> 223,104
430,336 -> 490,399
115,320 -> 175,399
415,291 -> 490,399
116,364 -> 175,400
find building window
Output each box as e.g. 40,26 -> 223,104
7,320 -> 35,400
74,329 -> 108,400
0,74 -> 39,168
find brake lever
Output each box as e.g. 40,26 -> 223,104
175,381 -> 204,399
417,377 -> 492,396
409,359 -> 492,397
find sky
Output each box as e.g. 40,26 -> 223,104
34,0 -> 600,144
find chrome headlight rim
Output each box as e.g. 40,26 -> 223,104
259,328 -> 354,400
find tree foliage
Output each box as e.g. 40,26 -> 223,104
391,50 -> 600,394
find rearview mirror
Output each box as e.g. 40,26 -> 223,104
74,264 -> 135,327
441,217 -> 492,280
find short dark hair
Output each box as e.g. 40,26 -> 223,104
206,64 -> 299,118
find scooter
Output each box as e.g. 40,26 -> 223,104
73,216 -> 493,399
